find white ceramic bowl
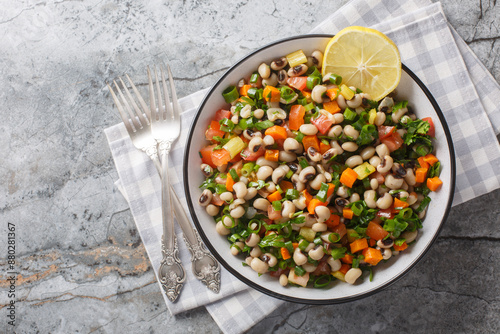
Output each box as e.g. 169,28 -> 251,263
183,35 -> 456,304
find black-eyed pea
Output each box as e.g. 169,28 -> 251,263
344,125 -> 359,140
302,262 -> 318,273
333,113 -> 344,124
279,151 -> 297,162
385,174 -> 404,190
220,191 -> 234,203
282,200 -> 295,218
199,189 -> 213,206
279,273 -> 288,286
206,204 -> 219,216
253,198 -> 270,212
377,238 -> 394,249
271,57 -> 288,71
292,196 -> 307,211
312,222 -> 328,232
261,253 -> 278,267
418,208 -> 427,219
230,241 -> 245,256
200,163 -> 214,177
256,156 -> 279,169
364,190 -> 377,208
244,187 -> 258,201
265,181 -> 277,193
377,155 -> 394,173
311,50 -> 324,67
293,248 -> 308,266
345,268 -> 363,284
258,62 -> 271,79
309,173 -> 326,190
256,165 -> 273,181
405,168 -> 417,186
299,166 -> 316,183
392,107 -> 408,123
350,192 -> 360,203
342,142 -> 358,152
253,108 -> 265,119
250,246 -> 262,258
304,214 -> 316,228
369,155 -> 382,168
216,220 -> 231,235
407,192 -> 418,206
380,247 -> 392,260
360,146 -> 376,160
249,136 -> 263,153
311,84 -> 328,104
376,192 -> 393,209
307,146 -> 323,162
262,72 -> 278,87
300,124 -> 318,136
245,256 -> 253,266
346,155 -> 363,168
328,141 -> 344,156
370,178 -> 379,190
347,94 -> 363,109
277,69 -> 288,84
233,182 -> 248,199
337,94 -> 347,109
272,165 -> 289,184
288,64 -> 308,77
250,257 -> 269,274
374,112 -> 386,126
376,143 -> 390,158
314,206 -> 331,223
327,257 -> 342,272
336,185 -> 349,198
402,230 -> 418,243
245,233 -> 261,247
283,137 -> 301,153
309,245 -> 325,261
328,125 -> 343,138
230,206 -> 245,219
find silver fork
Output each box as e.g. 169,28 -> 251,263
107,70 -> 220,301
147,65 -> 220,295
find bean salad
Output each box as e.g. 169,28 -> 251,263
197,48 -> 443,288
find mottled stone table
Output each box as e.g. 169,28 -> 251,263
1,0 -> 499,333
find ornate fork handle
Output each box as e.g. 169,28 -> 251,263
146,142 -> 221,293
158,141 -> 186,302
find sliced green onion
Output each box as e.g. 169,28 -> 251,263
306,76 -> 321,90
285,188 -> 299,200
313,237 -> 323,245
229,168 -> 239,182
241,162 -> 255,177
298,239 -> 310,251
329,74 -> 342,85
249,72 -> 260,83
238,117 -> 253,130
316,182 -> 329,202
328,232 -> 340,243
343,107 -> 358,121
222,86 -> 239,103
247,219 -> 262,233
221,215 -> 236,228
299,158 -> 309,169
285,170 -> 294,179
255,120 -> 274,130
304,102 -> 315,111
295,132 -> 305,143
314,275 -> 332,288
330,247 -> 347,260
350,202 -> 364,216
294,266 -> 306,276
219,118 -> 235,132
272,201 -> 282,212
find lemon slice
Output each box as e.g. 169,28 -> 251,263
322,26 -> 401,101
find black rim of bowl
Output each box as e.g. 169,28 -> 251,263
183,34 -> 456,304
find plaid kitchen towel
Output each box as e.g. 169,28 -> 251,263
105,0 -> 500,333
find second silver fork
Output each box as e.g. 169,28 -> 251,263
147,66 -> 221,299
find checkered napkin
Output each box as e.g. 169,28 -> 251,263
104,0 -> 500,332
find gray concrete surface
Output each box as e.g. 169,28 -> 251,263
1,0 -> 499,333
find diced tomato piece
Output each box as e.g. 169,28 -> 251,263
311,114 -> 334,135
240,146 -> 265,161
214,109 -> 231,121
267,205 -> 282,220
421,117 -> 435,137
377,208 -> 395,219
381,132 -> 404,152
378,125 -> 396,140
205,120 -> 225,140
269,268 -> 287,278
286,76 -> 307,91
199,144 -> 216,168
211,148 -> 231,167
289,105 -> 306,131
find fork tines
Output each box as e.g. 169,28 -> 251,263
147,64 -> 181,123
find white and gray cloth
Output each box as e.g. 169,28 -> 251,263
104,0 -> 500,332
